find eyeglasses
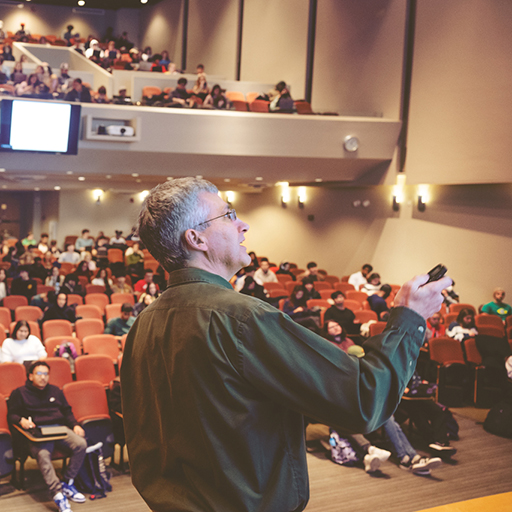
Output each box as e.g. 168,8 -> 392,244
194,209 -> 237,228
35,371 -> 49,376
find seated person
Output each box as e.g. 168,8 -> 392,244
301,277 -> 321,301
203,84 -> 231,110
367,284 -> 392,320
59,244 -> 80,265
75,260 -> 92,282
253,257 -> 278,285
104,303 -> 135,336
91,268 -> 113,291
275,261 -> 296,281
481,288 -> 512,322
134,269 -> 159,293
75,229 -> 94,252
442,283 -> 459,308
8,361 -> 87,512
324,291 -> 360,335
29,256 -> 49,282
150,54 -> 165,72
426,312 -> 445,339
61,273 -> 84,296
1,320 -> 46,364
282,285 -> 320,333
348,263 -> 373,291
269,87 -> 294,112
239,275 -> 267,301
112,274 -> 133,294
446,308 -> 478,342
169,77 -> 191,106
133,292 -> 156,317
42,292 -> 77,323
94,85 -> 111,103
64,78 -> 92,103
298,261 -> 324,282
191,73 -> 209,100
38,233 -> 50,254
10,266 -> 38,302
234,265 -> 256,292
361,272 -> 381,295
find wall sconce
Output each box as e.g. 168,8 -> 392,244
226,191 -> 235,205
417,184 -> 429,212
279,182 -> 290,207
92,189 -> 103,204
298,187 -> 306,208
139,190 -> 149,202
392,175 -> 406,211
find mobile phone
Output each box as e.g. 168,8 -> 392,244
426,264 -> 447,284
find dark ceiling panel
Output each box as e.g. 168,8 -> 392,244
5,0 -> 163,10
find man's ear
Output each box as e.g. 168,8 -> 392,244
184,228 -> 208,253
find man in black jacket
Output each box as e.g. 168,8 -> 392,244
8,361 -> 87,512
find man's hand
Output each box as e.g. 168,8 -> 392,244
394,274 -> 453,320
73,425 -> 86,437
20,417 -> 36,429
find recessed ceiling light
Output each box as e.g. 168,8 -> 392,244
2,185 -> 6,189
141,0 -> 148,4
77,0 -> 85,5
17,3 -> 24,8
196,175 -> 203,179
78,177 -> 85,181
66,171 -> 73,175
0,168 -> 5,172
136,179 -> 141,183
166,177 -> 173,181
34,187 -> 40,191
315,178 -> 323,183
106,175 -> 112,179
131,173 -> 139,177
54,186 -> 61,190
255,177 -> 263,181
224,178 -> 231,182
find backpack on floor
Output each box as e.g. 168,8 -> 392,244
436,402 -> 460,440
483,400 -> 512,439
328,429 -> 360,466
74,444 -> 112,499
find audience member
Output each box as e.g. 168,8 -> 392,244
14,23 -> 28,41
0,267 -> 8,301
282,285 -> 320,333
85,39 -> 104,63
141,46 -> 152,62
1,320 -> 46,364
75,261 -> 92,282
239,275 -> 267,301
269,87 -> 294,113
361,272 -> 381,295
481,288 -> 512,322
301,277 -> 321,300
104,303 -> 135,335
298,261 -> 324,282
7,361 -> 87,512
63,24 -> 75,46
94,85 -> 111,103
150,54 -> 165,72
38,233 -> 50,254
29,257 -> 49,282
1,43 -> 14,61
46,265 -> 64,292
134,269 -> 158,293
446,308 -> 478,342
59,244 -> 80,265
112,274 -> 133,294
109,230 -> 126,247
10,61 -> 27,84
10,266 -> 38,301
61,274 -> 83,296
118,31 -> 133,51
276,261 -> 296,281
248,251 -> 259,268
42,251 -> 55,271
22,232 -> 36,247
0,20 -> 5,43
91,267 -> 113,290
81,251 -> 97,272
324,291 -> 360,335
442,284 -> 460,308
203,84 -> 231,109
64,78 -> 92,103
133,292 -> 156,317
75,229 -> 94,252
169,77 -> 191,106
159,50 -> 171,70
426,312 -> 445,339
253,257 -> 278,285
267,80 -> 287,102
348,263 -> 373,290
191,73 -> 209,100
49,240 -> 61,257
367,284 -> 392,320
42,292 -> 77,323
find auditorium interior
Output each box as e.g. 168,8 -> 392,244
0,1 -> 512,511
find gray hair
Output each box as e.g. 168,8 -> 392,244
137,177 -> 218,272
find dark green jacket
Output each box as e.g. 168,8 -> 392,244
121,268 -> 425,512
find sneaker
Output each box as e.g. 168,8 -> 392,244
367,445 -> 391,462
54,492 -> 72,512
62,480 -> 86,503
399,454 -> 413,470
429,442 -> 457,456
364,453 -> 381,473
411,457 -> 442,475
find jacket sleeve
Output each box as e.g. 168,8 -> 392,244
238,305 -> 425,434
7,388 -> 25,425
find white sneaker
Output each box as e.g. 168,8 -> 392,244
411,457 -> 443,475
364,453 -> 381,473
367,445 -> 391,462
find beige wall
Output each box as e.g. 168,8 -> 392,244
187,0 -> 238,77
312,0 -> 406,117
240,0 -> 309,98
406,0 -> 512,184
139,0 -> 183,64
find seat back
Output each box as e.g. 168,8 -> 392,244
45,357 -> 73,389
0,394 -> 9,434
42,319 -> 73,341
475,314 -> 505,331
429,337 -> 465,365
369,321 -> 387,337
75,355 -> 116,387
66,294 -> 84,306
37,284 -> 55,294
225,91 -> 245,102
142,86 -> 162,98
76,304 -> 103,320
346,291 -> 368,304
464,338 -> 482,365
231,100 -> 248,111
15,306 -> 43,323
0,363 -> 26,397
75,318 -> 105,342
85,293 -> 110,313
449,303 -> 477,315
355,310 -> 378,323
249,100 -> 269,112
312,281 -> 331,291
334,283 -> 355,294
323,275 -> 340,286
344,299 -> 363,312
0,308 -> 11,331
120,334 -> 128,351
263,282 -> 285,292
477,325 -> 506,338
82,335 -> 120,362
110,293 -> 135,305
105,303 -> 122,322
0,393 -> 14,478
0,327 -> 6,347
86,284 -> 107,295
44,336 -> 79,357
306,299 -> 330,310
444,313 -> 458,326
108,248 -> 124,264
4,296 -> 28,311
319,289 -> 335,300
276,274 -> 292,284
294,101 -> 314,114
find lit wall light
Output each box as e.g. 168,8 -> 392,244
226,191 -> 235,204
139,190 -> 149,202
279,182 -> 290,207
92,188 -> 103,203
298,187 -> 306,208
392,174 -> 406,211
77,0 -> 85,6
417,184 -> 429,212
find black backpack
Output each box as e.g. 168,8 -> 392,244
74,444 -> 112,499
483,400 -> 512,439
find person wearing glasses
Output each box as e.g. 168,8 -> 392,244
7,361 -> 87,512
121,177 -> 452,512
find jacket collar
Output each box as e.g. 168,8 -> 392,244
168,267 -> 232,291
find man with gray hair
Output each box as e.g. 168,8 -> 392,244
121,177 -> 452,512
